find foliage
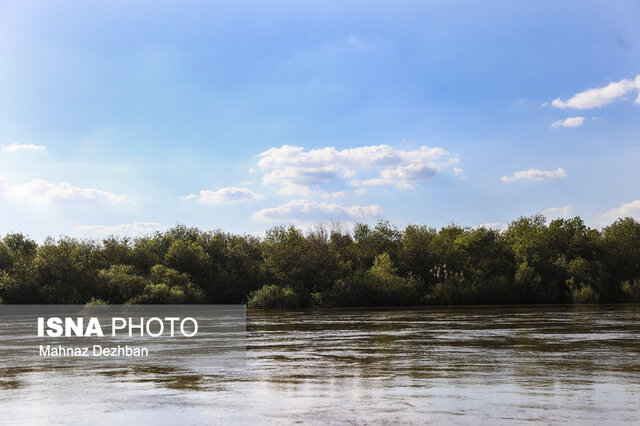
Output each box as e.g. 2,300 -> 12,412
97,265 -> 149,304
621,280 -> 640,302
128,265 -> 204,304
319,253 -> 420,307
86,297 -> 109,306
247,284 -> 299,309
0,217 -> 639,307
571,286 -> 599,304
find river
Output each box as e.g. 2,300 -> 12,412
1,305 -> 639,424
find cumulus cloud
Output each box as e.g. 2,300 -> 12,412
543,205 -> 574,219
262,166 -> 339,196
256,144 -> 458,194
600,200 -> 640,223
550,75 -> 640,109
251,199 -> 382,223
500,168 -> 567,183
182,187 -> 263,205
74,222 -> 163,235
0,178 -> 125,205
2,143 -> 47,152
551,117 -> 585,128
358,163 -> 439,189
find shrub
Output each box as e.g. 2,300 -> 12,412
621,280 -> 640,302
128,265 -> 204,304
129,283 -> 190,304
572,286 -> 599,304
318,253 -> 420,307
247,284 -> 299,309
85,297 -> 109,305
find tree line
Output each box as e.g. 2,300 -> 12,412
1,215 -> 639,308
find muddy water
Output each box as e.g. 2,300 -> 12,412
1,305 -> 639,424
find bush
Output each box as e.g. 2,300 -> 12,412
621,280 -> 640,302
318,253 -> 420,307
128,265 -> 204,304
572,286 -> 599,304
129,283 -> 191,304
85,297 -> 109,306
247,284 -> 299,309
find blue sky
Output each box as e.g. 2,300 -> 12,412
0,0 -> 639,240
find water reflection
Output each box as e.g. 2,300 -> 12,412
1,304 -> 639,424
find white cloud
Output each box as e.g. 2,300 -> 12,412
543,205 -> 574,219
256,144 -> 458,194
261,166 -> 339,196
600,200 -> 640,223
74,222 -> 163,235
551,116 -> 585,128
321,191 -> 347,199
251,199 -> 382,223
184,187 -> 263,205
0,178 -> 125,205
550,75 -> 640,109
2,143 -> 47,152
358,163 -> 438,189
500,168 -> 567,183
475,222 -> 506,231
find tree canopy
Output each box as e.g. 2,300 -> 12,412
1,216 -> 639,308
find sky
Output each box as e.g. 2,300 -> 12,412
0,0 -> 639,240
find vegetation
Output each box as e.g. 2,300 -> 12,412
1,215 -> 640,308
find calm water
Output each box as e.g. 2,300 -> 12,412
1,305 -> 639,425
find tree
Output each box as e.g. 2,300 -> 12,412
398,225 -> 437,286
603,218 -> 640,289
97,264 -> 148,303
129,265 -> 204,304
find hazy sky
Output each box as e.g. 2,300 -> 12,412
1,1 -> 639,240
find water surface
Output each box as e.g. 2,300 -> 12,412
1,305 -> 639,424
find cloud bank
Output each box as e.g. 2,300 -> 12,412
256,144 -> 459,195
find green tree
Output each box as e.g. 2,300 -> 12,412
97,264 -> 149,304
129,265 -> 204,304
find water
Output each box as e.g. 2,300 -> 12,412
1,305 -> 639,425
